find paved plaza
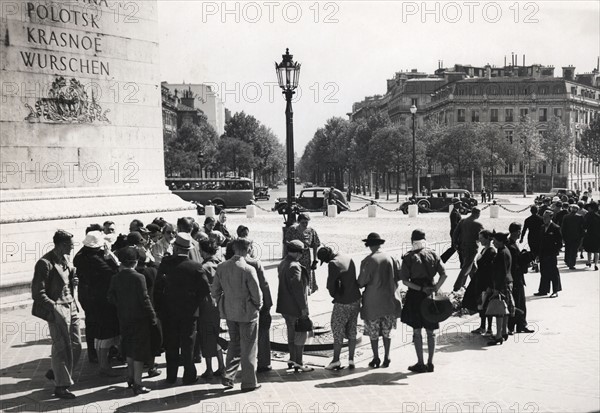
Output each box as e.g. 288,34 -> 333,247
1,194 -> 599,413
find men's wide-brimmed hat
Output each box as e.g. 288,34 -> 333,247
174,233 -> 193,250
287,240 -> 307,253
362,232 -> 385,246
317,246 -> 334,265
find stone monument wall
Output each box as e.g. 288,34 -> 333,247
0,0 -> 195,292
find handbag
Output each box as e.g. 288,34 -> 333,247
420,293 -> 453,323
485,295 -> 509,316
295,316 -> 313,332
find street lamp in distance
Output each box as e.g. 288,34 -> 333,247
410,104 -> 417,198
275,48 -> 301,227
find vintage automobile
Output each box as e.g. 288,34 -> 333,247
273,187 -> 350,214
535,188 -> 578,203
399,189 -> 478,214
254,186 -> 270,200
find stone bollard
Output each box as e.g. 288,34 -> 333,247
246,204 -> 256,218
490,204 -> 499,218
408,204 -> 419,217
205,205 -> 215,218
368,204 -> 377,218
327,204 -> 337,217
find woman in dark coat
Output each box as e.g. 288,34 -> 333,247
108,247 -> 156,395
73,231 -> 119,376
465,230 -> 496,335
583,201 -> 600,270
487,232 -> 514,346
197,239 -> 225,378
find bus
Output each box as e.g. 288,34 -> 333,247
165,177 -> 254,209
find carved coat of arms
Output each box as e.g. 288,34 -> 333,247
24,77 -> 110,124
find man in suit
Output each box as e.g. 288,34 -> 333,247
561,205 -> 585,270
534,210 -> 563,298
177,217 -> 203,263
158,233 -> 210,384
520,205 -> 544,272
31,230 -> 81,399
212,238 -> 263,392
451,207 -> 483,291
506,223 -> 533,334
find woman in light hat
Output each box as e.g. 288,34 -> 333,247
487,231 -> 514,345
73,231 -> 120,376
357,233 -> 399,368
284,213 -> 321,294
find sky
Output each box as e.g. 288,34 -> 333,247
157,1 -> 600,155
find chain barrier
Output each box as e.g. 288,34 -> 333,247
497,204 -> 532,213
251,202 -> 276,213
347,203 -> 371,213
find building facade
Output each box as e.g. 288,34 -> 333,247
349,61 -> 600,193
162,82 -> 226,135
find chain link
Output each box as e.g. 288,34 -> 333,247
497,204 -> 532,213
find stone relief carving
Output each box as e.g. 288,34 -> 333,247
24,77 -> 110,124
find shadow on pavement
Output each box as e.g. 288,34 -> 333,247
11,338 -> 52,348
315,371 -> 408,388
113,387 -> 229,412
436,331 -> 489,352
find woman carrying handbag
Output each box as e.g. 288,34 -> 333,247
487,232 -> 515,346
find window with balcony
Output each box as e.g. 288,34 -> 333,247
520,108 -> 528,119
553,108 -> 562,119
505,130 -> 514,144
505,108 -> 514,122
471,109 -> 480,122
491,109 -> 499,122
458,109 -> 465,122
539,108 -> 548,122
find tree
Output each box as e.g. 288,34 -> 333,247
540,116 -> 573,188
164,116 -> 219,177
577,116 -> 600,166
515,115 -> 543,197
431,124 -> 480,188
473,123 -> 520,195
214,137 -> 255,175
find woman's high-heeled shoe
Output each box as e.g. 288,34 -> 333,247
294,364 -> 314,372
368,358 -> 381,368
132,384 -> 151,395
287,360 -> 295,369
487,337 -> 504,346
382,358 -> 391,368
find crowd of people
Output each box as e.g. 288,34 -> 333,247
30,195 -> 600,400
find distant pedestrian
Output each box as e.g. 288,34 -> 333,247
441,198 -> 463,263
31,230 -> 81,400
534,211 -> 563,298
399,230 -> 447,373
318,246 -> 361,370
451,207 -> 484,291
481,187 -> 487,203
107,247 -> 157,395
213,238 -> 263,391
276,240 -> 313,372
358,233 -> 399,369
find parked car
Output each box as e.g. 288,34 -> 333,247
254,186 -> 270,200
303,182 -> 314,188
399,189 -> 477,214
273,187 -> 350,214
535,188 -> 578,203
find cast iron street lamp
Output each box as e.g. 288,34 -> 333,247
275,48 -> 301,226
410,104 -> 417,198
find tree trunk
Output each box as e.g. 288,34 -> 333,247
404,170 -> 409,195
471,169 -> 475,193
396,165 -> 400,202
480,167 -> 484,191
550,161 -> 555,188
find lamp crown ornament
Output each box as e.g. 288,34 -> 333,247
275,47 -> 301,93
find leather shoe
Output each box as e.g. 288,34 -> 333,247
221,379 -> 234,389
533,292 -> 547,296
182,376 -> 199,385
241,384 -> 262,392
408,363 -> 427,373
257,366 -> 272,373
54,387 -> 76,399
517,327 -> 534,333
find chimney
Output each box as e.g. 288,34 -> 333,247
562,66 -> 575,80
181,87 -> 195,108
485,64 -> 492,79
504,56 -> 507,66
523,54 -> 525,66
